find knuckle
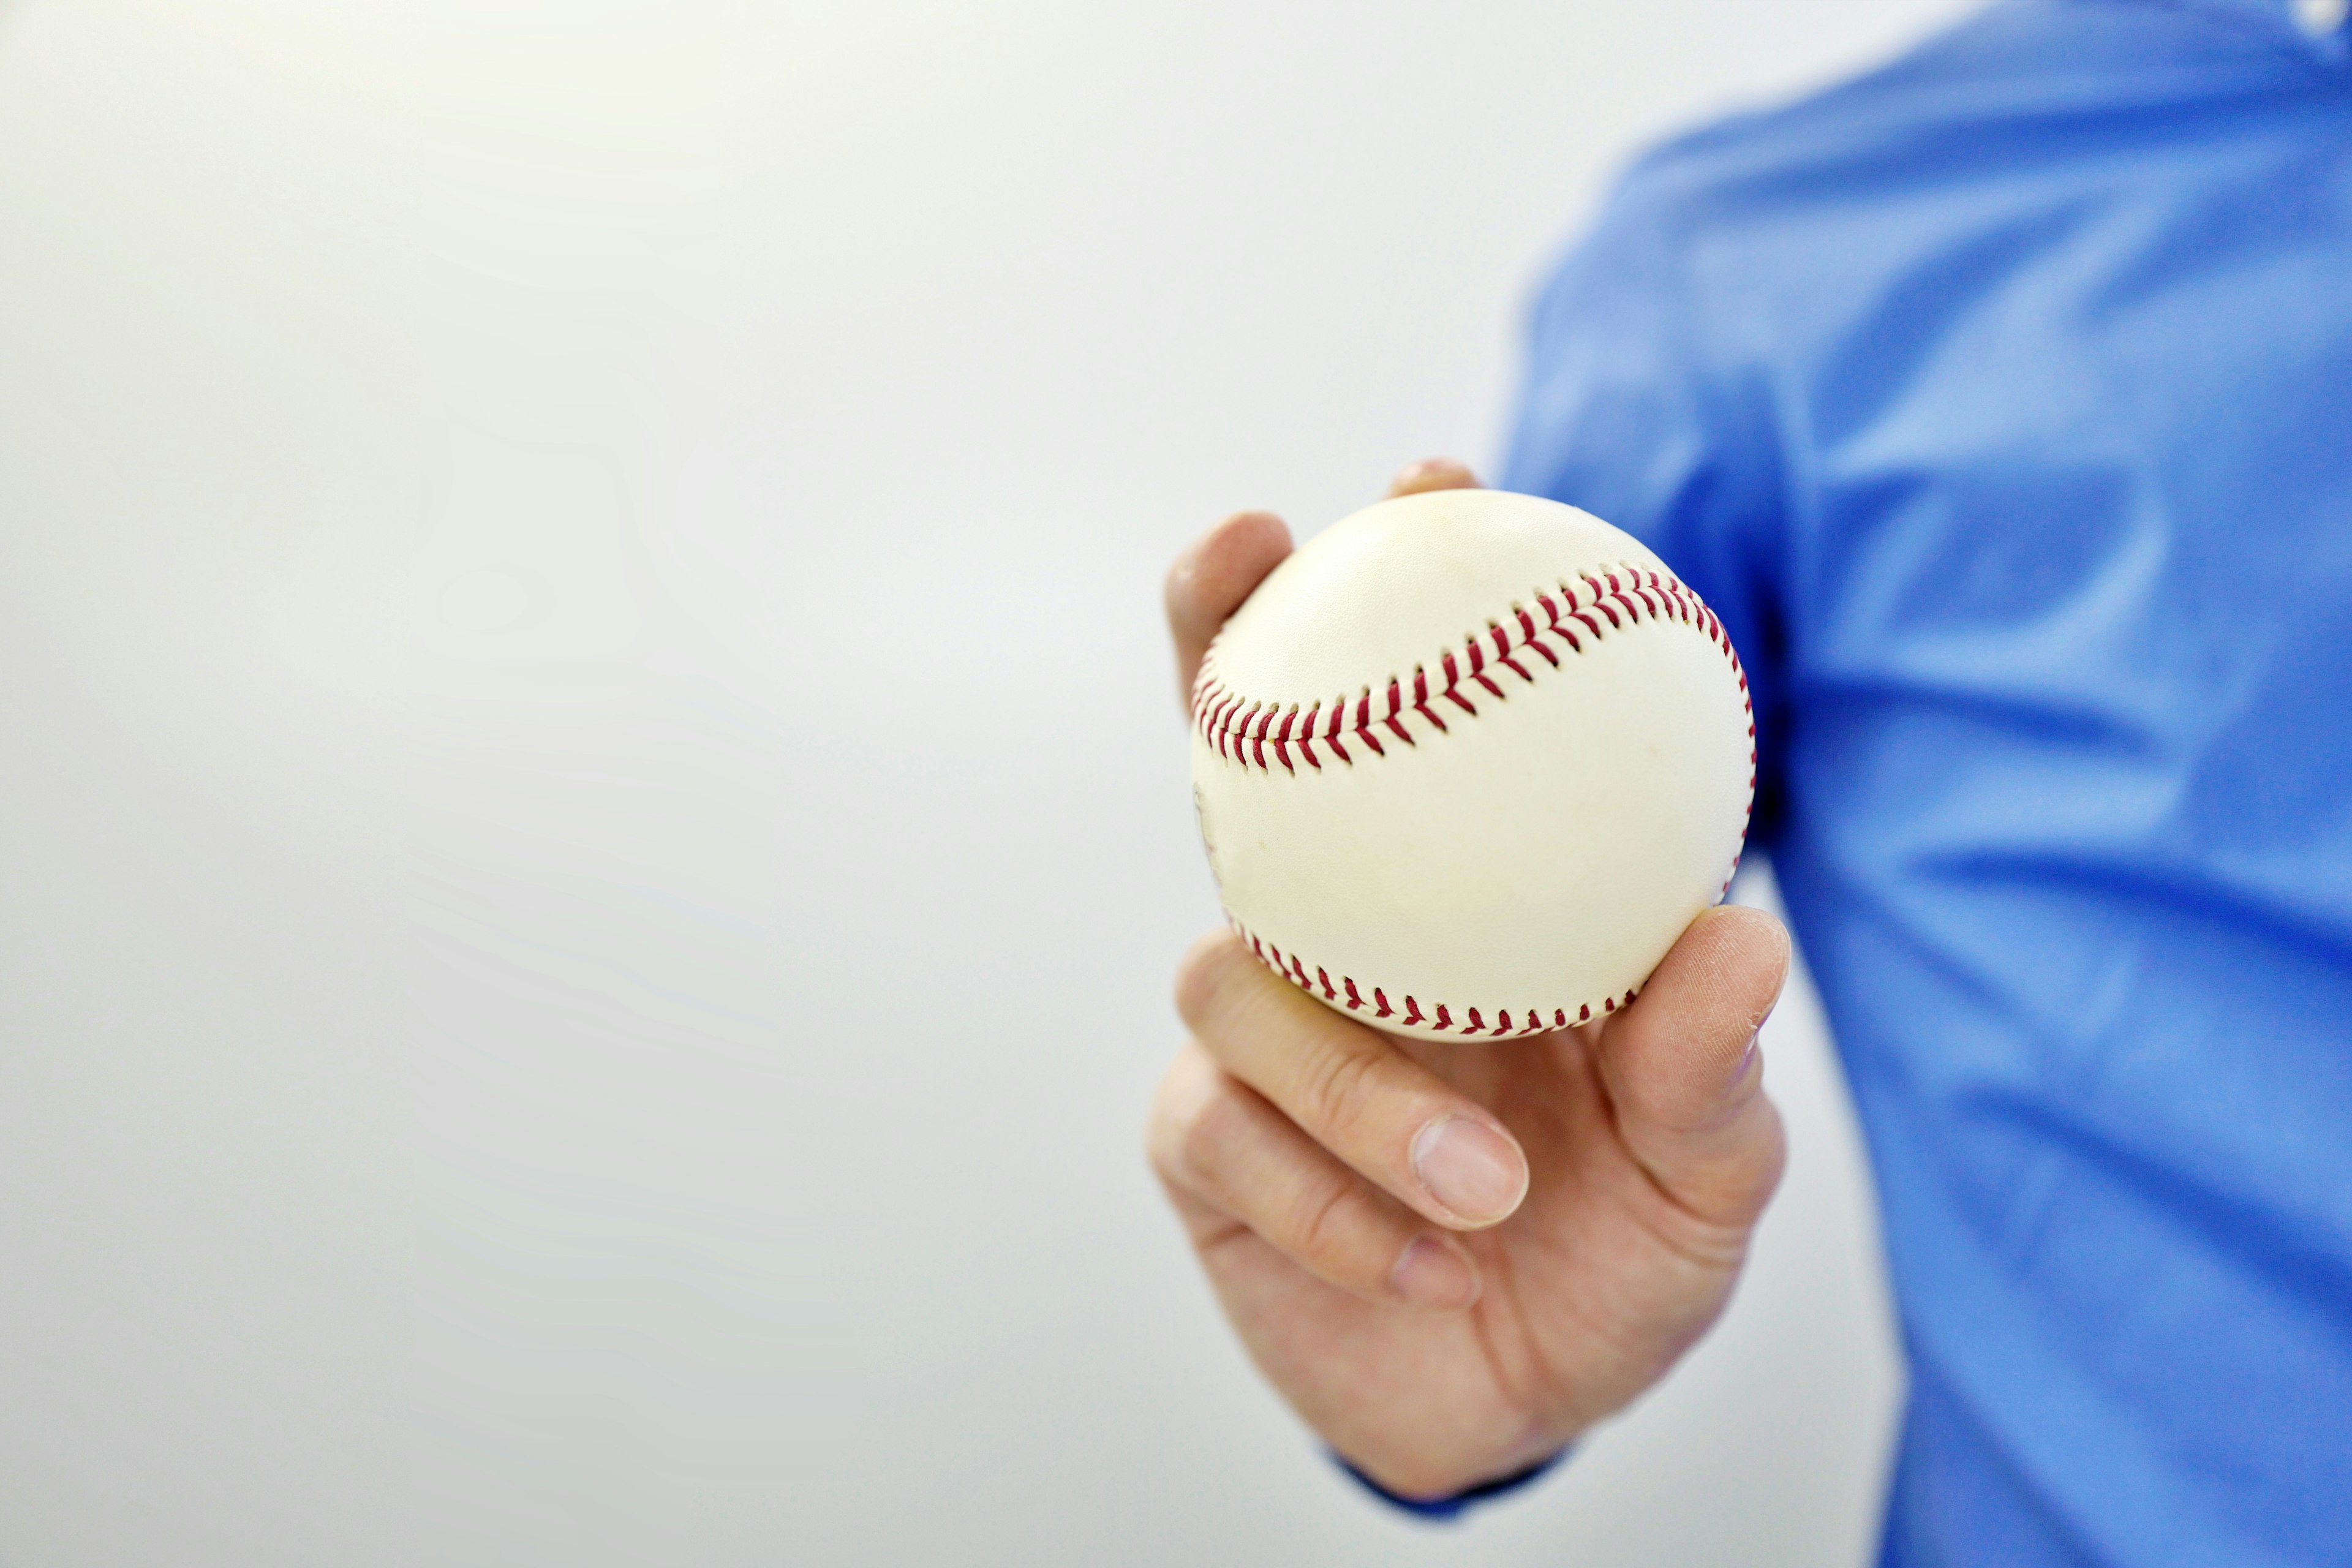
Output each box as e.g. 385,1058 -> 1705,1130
1297,1041 -> 1384,1146
1172,929 -> 1253,1029
1722,1104 -> 1790,1221
1144,1047 -> 1221,1180
1286,1176 -> 1365,1267
1653,1109 -> 1789,1248
1634,1186 -> 1755,1275
1173,1075 -> 1251,1187
1142,1096 -> 1185,1183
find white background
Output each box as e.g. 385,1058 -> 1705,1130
0,2 -> 1967,1562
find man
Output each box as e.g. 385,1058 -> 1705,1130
1146,1 -> 2352,1562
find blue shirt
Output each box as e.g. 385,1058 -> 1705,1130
1499,3 -> 2352,1563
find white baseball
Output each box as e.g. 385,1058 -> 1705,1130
1189,488 -> 1755,1041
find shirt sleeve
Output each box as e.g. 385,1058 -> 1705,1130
1498,172 -> 1791,843
1333,1446 -> 1569,1521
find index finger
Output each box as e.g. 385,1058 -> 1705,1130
1164,510 -> 1291,707
1175,930 -> 1531,1231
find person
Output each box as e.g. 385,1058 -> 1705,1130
1144,1 -> 2352,1562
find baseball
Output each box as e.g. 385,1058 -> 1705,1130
1189,488 -> 1755,1041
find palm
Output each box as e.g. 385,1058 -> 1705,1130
1186,1025 -> 1749,1487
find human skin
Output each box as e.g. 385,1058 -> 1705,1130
1148,458 -> 1795,1499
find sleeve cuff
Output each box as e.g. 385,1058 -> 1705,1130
1332,1446 -> 1569,1521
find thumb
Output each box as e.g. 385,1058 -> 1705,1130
1591,904 -> 1792,1230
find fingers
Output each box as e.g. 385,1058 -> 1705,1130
1592,905 -> 1792,1230
1174,931 -> 1530,1232
1148,1042 -> 1482,1310
1166,510 -> 1291,705
1386,456 -> 1482,497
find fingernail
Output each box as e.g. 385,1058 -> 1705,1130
1409,1118 -> 1528,1226
1391,1236 -> 1479,1310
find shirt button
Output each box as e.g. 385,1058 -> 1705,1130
2294,0 -> 2348,37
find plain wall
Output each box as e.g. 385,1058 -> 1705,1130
0,2 -> 1969,1562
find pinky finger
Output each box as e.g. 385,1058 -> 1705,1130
1147,1045 -> 1482,1311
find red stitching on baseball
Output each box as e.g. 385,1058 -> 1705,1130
1227,914 -> 1638,1040
1193,559 -> 1753,778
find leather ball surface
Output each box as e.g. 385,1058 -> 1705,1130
1188,488 -> 1754,1040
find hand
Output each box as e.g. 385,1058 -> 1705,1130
1148,459 -> 1792,1499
